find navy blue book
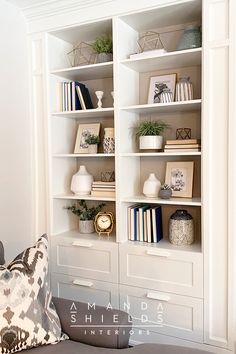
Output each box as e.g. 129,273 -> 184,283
75,81 -> 94,109
151,206 -> 163,242
72,81 -> 82,110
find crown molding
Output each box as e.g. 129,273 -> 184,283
21,0 -> 115,21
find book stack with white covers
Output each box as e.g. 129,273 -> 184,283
91,181 -> 115,197
164,139 -> 201,153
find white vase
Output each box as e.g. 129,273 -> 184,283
139,136 -> 163,150
71,165 -> 93,195
143,173 -> 161,198
79,220 -> 95,234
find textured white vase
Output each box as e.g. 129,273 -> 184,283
71,165 -> 93,195
79,220 -> 95,234
139,136 -> 163,150
143,173 -> 161,198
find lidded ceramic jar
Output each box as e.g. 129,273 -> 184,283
177,25 -> 201,51
71,165 -> 93,195
169,209 -> 194,245
143,173 -> 161,198
103,128 -> 115,153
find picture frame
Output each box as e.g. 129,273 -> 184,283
74,123 -> 100,153
165,161 -> 194,198
148,74 -> 176,104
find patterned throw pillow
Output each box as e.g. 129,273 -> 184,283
0,235 -> 64,354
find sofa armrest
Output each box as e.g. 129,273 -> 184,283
53,297 -> 132,349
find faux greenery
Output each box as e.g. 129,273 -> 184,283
136,120 -> 169,137
85,134 -> 100,145
160,183 -> 171,190
66,200 -> 105,220
91,35 -> 113,54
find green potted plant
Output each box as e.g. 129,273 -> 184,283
91,35 -> 113,63
85,134 -> 100,154
66,200 -> 105,234
136,120 -> 169,150
159,184 -> 172,199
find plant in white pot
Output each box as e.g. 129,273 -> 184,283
91,35 -> 113,63
136,120 -> 169,150
85,134 -> 100,154
66,200 -> 105,234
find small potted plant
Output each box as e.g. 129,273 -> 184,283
136,120 -> 169,150
66,200 -> 105,234
91,35 -> 113,63
85,134 -> 100,154
159,184 -> 172,199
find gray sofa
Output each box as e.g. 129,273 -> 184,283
0,241 -> 210,354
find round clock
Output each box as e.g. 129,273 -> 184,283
94,212 -> 114,237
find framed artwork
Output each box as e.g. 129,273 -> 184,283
74,123 -> 100,153
165,161 -> 194,198
148,74 -> 176,104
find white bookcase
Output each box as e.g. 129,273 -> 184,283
29,0 -> 235,352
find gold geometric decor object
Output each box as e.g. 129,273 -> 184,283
138,31 -> 165,53
67,41 -> 97,67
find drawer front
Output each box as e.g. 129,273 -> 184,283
51,236 -> 118,283
119,244 -> 203,297
120,285 -> 203,343
52,273 -> 119,309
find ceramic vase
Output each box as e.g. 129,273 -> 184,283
143,173 -> 161,198
103,128 -> 115,153
88,144 -> 98,154
159,189 -> 172,199
177,25 -> 201,51
71,165 -> 93,195
95,91 -> 104,108
175,77 -> 193,101
79,220 -> 95,234
97,53 -> 113,63
169,210 -> 194,245
139,136 -> 163,150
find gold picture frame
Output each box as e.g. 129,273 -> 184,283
74,123 -> 100,154
165,161 -> 194,198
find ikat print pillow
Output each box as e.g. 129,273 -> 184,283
0,235 -> 64,354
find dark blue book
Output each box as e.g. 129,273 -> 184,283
75,81 -> 94,109
72,81 -> 82,110
151,206 -> 163,242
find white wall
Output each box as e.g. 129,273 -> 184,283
0,0 -> 33,262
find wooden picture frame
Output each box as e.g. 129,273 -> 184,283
165,161 -> 194,198
74,123 -> 100,153
148,74 -> 176,104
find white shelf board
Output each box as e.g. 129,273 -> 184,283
53,194 -> 116,202
122,196 -> 201,206
51,229 -> 116,244
120,48 -> 202,72
120,100 -> 201,114
51,107 -> 114,119
53,153 -> 115,158
51,61 -> 113,80
120,152 -> 201,157
127,239 -> 201,253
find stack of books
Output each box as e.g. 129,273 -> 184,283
91,181 -> 116,198
58,81 -> 93,112
164,139 -> 201,153
127,204 -> 163,243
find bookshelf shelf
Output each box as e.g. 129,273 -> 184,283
51,61 -> 113,80
53,153 -> 115,158
51,229 -> 116,243
120,100 -> 201,114
120,152 -> 201,157
51,107 -> 114,118
53,194 -> 116,202
120,48 -> 202,73
122,196 -> 201,206
127,239 -> 202,253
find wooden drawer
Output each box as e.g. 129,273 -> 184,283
51,236 -> 118,283
119,243 -> 203,297
120,284 -> 203,343
52,273 -> 119,309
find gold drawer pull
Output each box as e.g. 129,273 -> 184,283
73,279 -> 93,287
146,250 -> 170,257
146,292 -> 170,302
72,241 -> 93,248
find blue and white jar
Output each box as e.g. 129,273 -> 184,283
103,128 -> 115,154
